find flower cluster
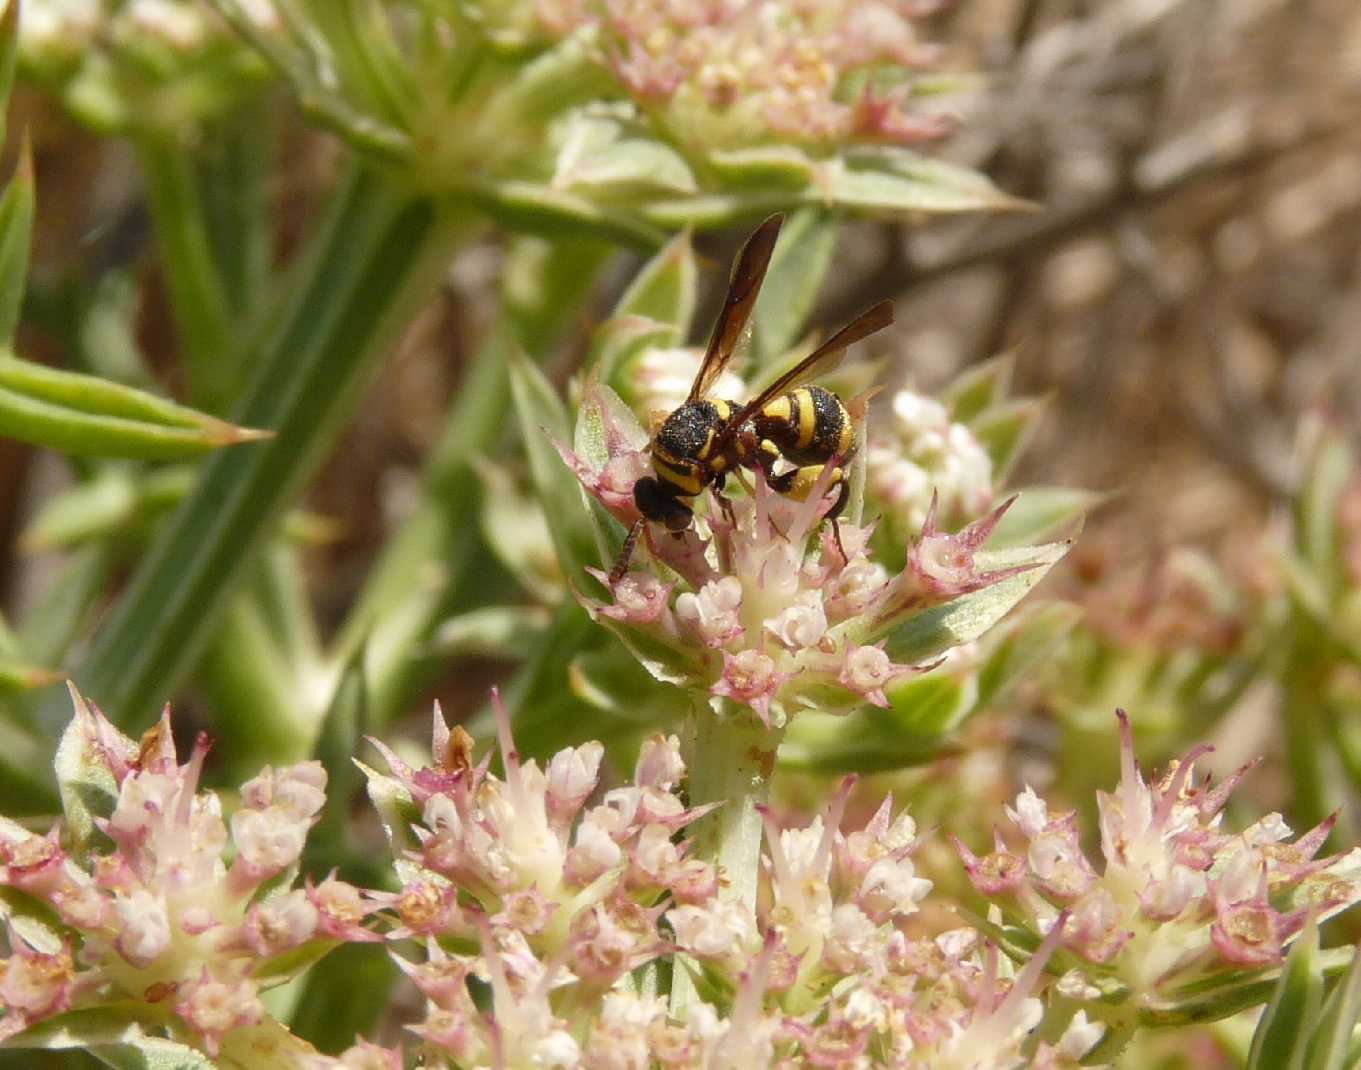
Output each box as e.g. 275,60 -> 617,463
355,696 -> 1101,1069
866,388 -> 996,538
20,0 -> 274,131
524,0 -> 952,152
558,382 -> 1031,726
955,710 -> 1361,1007
0,689 -> 368,1058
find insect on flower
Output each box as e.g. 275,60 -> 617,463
612,214 -> 895,580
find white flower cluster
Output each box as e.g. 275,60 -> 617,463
866,388 -> 995,535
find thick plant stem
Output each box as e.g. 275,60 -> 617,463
672,699 -> 782,1014
687,700 -> 782,911
46,165 -> 467,732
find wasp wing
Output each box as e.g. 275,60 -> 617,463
686,214 -> 784,403
717,300 -> 895,445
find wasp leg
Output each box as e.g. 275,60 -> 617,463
609,518 -> 645,583
826,479 -> 852,563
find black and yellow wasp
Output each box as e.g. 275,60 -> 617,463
612,213 -> 894,579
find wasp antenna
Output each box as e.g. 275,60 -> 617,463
609,519 -> 645,584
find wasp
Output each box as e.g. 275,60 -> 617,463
611,213 -> 894,581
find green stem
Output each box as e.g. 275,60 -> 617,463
331,326 -> 511,722
135,135 -> 237,412
331,236 -> 611,726
671,698 -> 783,1016
46,165 -> 468,733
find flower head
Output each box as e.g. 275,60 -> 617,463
957,709 -> 1361,1004
562,381 -> 1049,727
0,689 -> 353,1054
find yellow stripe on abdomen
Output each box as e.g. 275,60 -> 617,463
794,388 -> 817,450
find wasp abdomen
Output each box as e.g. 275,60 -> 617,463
753,385 -> 853,465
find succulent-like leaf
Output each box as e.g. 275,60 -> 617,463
875,540 -> 1072,664
613,229 -> 698,344
1297,423 -> 1354,591
984,487 -> 1105,549
970,397 -> 1047,482
0,658 -> 61,692
552,114 -> 698,197
434,606 -> 552,660
973,601 -> 1083,712
942,354 -> 1014,424
749,208 -> 839,369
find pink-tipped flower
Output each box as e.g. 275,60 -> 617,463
558,381 -> 1035,727
0,690 -> 343,1055
957,708 -> 1361,1006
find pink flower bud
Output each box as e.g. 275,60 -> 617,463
546,742 -> 605,825
0,936 -> 72,1020
243,889 -> 319,957
175,972 -> 264,1056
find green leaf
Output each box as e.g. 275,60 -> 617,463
749,208 -> 838,369
1297,424 -> 1354,589
52,167 -> 464,731
942,354 -> 1014,424
592,315 -> 678,397
0,138 -> 34,345
875,541 -> 1072,664
475,457 -> 564,602
613,229 -> 698,344
551,114 -> 698,197
0,352 -> 271,459
53,684 -> 124,855
973,601 -> 1083,712
356,757 -> 424,886
1307,947 -> 1361,1070
970,397 -> 1046,482
434,606 -> 552,660
984,487 -> 1104,549
309,651 -> 367,873
1249,918 -> 1324,1070
3,1008 -> 178,1054
0,0 -> 18,146
0,658 -> 61,693
510,347 -> 606,589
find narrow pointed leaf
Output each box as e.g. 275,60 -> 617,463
0,138 -> 34,344
943,354 -> 1014,423
750,208 -> 838,369
876,541 -> 1072,664
1249,918 -> 1323,1070
509,348 -> 602,590
0,352 -> 270,459
1307,947 -> 1361,1070
0,658 -> 61,693
0,0 -> 18,147
613,229 -> 697,343
970,397 -> 1046,481
973,601 -> 1083,711
984,487 -> 1105,548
